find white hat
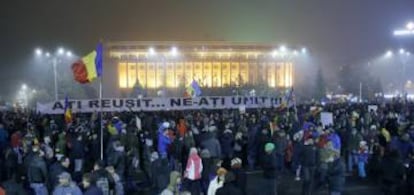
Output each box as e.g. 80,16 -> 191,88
231,158 -> 242,166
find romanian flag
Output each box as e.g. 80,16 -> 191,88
64,96 -> 72,124
185,80 -> 202,97
71,43 -> 103,83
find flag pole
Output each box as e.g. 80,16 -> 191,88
99,74 -> 104,160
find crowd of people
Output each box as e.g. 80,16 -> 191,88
1,100 -> 414,195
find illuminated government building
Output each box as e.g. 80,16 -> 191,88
103,41 -> 299,97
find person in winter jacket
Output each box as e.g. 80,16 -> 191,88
0,124 -> 9,154
91,160 -> 115,195
184,147 -> 203,195
161,171 -> 181,195
220,129 -> 235,159
207,168 -> 227,195
158,122 -> 172,158
200,149 -> 216,194
300,137 -> 318,195
231,158 -> 247,195
327,158 -> 346,195
106,166 -> 124,195
346,128 -> 362,173
69,134 -> 85,177
52,172 -> 82,195
55,132 -> 67,157
82,173 -> 103,195
107,141 -> 126,178
2,173 -> 27,195
215,172 -> 242,195
357,141 -> 369,178
48,156 -> 70,189
27,145 -> 48,195
200,132 -> 222,160
150,152 -> 170,194
261,142 -> 278,195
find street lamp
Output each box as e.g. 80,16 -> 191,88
385,50 -> 393,58
34,47 -> 73,101
22,84 -> 27,91
394,21 -> 414,36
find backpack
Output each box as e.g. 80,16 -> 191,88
96,177 -> 110,195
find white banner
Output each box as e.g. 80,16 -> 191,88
320,112 -> 334,128
36,96 -> 283,114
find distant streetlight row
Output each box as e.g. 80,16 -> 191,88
34,47 -> 74,100
384,49 -> 411,58
35,47 -> 73,58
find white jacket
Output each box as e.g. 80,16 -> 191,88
207,176 -> 223,195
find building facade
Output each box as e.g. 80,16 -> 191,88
103,41 -> 296,97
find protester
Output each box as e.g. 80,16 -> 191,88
230,157 -> 247,195
215,172 -> 242,195
52,172 -> 82,195
261,142 -> 278,195
184,147 -> 203,195
161,171 -> 181,195
82,173 -> 104,195
207,167 -> 227,195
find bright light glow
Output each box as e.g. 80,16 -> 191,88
66,51 -> 72,57
385,50 -> 393,58
272,50 -> 279,58
394,30 -> 414,36
148,47 -> 156,56
407,52 -> 411,56
400,48 -> 405,54
301,48 -> 307,54
279,45 -> 287,52
407,22 -> 414,30
45,52 -> 51,57
170,47 -> 178,57
32,89 -> 37,94
293,50 -> 298,55
22,84 -> 27,90
57,47 -> 65,55
35,48 -> 42,56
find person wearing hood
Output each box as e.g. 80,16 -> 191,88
207,168 -> 227,195
200,149 -> 215,195
161,171 -> 181,195
158,122 -> 173,159
261,142 -> 278,195
184,148 -> 203,195
215,172 -> 242,195
52,172 -> 82,195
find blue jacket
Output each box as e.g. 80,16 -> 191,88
0,127 -> 8,147
53,183 -> 83,195
84,185 -> 104,195
158,133 -> 171,157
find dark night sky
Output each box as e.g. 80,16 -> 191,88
1,0 -> 413,97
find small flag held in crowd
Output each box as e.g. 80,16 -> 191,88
71,43 -> 103,84
184,80 -> 202,97
64,96 -> 72,124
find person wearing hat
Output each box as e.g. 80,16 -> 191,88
261,142 -> 278,195
215,172 -> 242,195
52,172 -> 82,195
231,158 -> 247,195
161,171 -> 182,195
